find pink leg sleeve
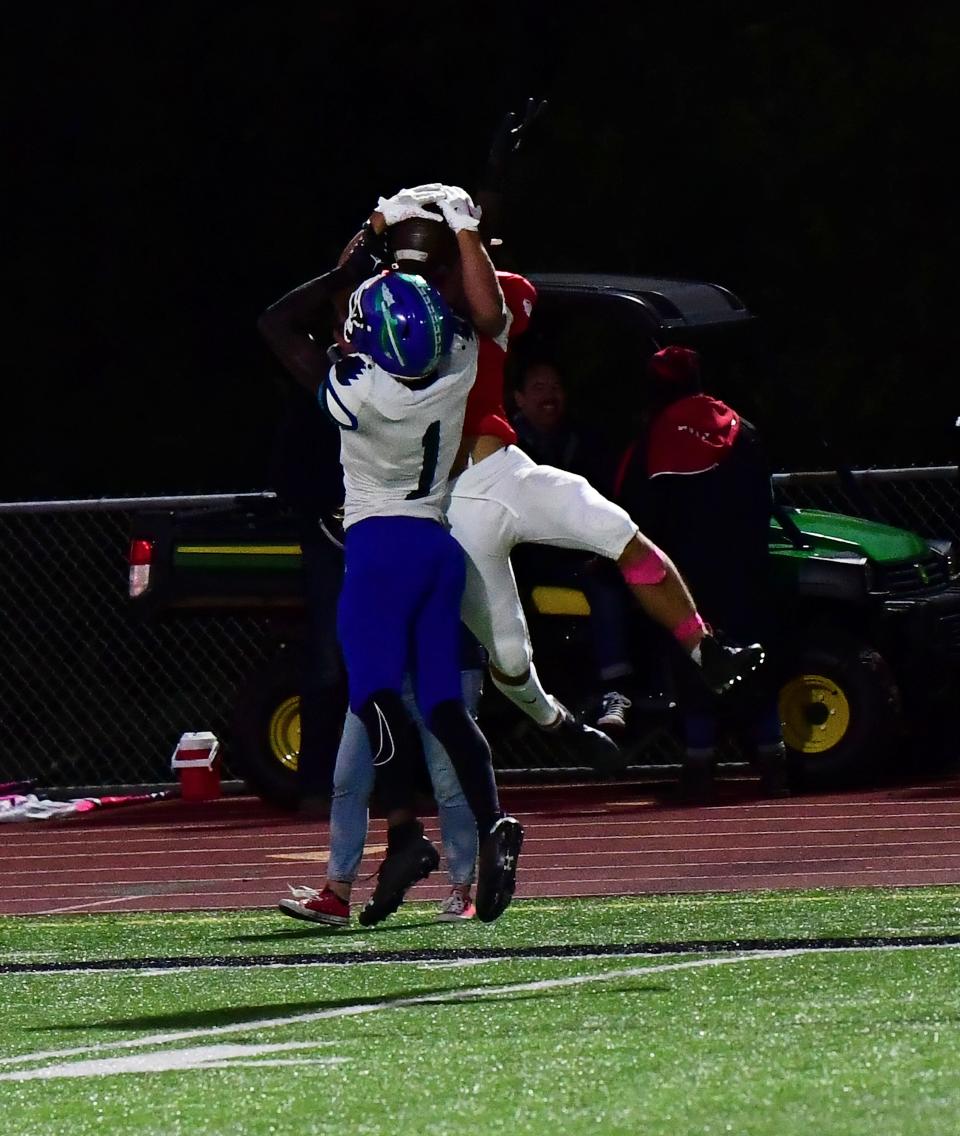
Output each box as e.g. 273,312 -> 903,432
672,611 -> 707,644
620,545 -> 668,585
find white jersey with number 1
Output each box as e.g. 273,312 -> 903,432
320,322 -> 477,530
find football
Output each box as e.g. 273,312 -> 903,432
387,207 -> 459,274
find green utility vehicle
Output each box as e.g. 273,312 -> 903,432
129,274 -> 960,806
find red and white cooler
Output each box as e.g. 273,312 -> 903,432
171,731 -> 221,801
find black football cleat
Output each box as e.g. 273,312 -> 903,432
697,635 -> 766,695
545,703 -> 627,777
357,821 -> 440,927
475,815 -> 525,923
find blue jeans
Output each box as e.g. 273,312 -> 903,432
327,670 -> 482,886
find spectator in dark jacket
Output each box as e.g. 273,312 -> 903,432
511,360 -> 612,491
615,346 -> 788,795
510,359 -> 642,738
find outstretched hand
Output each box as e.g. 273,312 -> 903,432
375,184 -> 445,226
435,185 -> 481,233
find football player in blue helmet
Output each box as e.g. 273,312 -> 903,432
261,183 -> 525,928
343,271 -> 454,380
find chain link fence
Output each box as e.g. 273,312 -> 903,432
0,499 -> 277,792
772,465 -> 959,546
1,467 -> 956,793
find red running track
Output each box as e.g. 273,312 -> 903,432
2,774 -> 960,917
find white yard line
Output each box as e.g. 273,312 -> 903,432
2,941 -> 957,1078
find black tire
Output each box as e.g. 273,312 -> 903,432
777,626 -> 902,790
230,642 -> 345,810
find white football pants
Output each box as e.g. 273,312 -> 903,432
446,446 -> 638,676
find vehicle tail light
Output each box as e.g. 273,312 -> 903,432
128,539 -> 153,597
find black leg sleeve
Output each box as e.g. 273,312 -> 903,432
356,689 -> 425,815
427,699 -> 501,836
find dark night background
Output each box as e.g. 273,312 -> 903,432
6,4 -> 959,502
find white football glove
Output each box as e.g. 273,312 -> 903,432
436,184 -> 481,233
375,184 -> 445,226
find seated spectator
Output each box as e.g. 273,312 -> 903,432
510,359 -> 611,491
509,359 -> 642,739
614,345 -> 789,796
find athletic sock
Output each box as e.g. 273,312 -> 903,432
490,661 -> 560,727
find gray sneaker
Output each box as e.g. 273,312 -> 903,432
596,691 -> 633,734
437,889 -> 477,922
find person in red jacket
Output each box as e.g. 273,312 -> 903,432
614,345 -> 789,796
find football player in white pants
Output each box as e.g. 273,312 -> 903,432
385,193 -> 766,733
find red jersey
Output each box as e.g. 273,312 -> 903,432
462,271 -> 537,443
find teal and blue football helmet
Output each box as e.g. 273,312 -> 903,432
344,271 -> 454,379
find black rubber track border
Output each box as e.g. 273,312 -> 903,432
4,934 -> 960,975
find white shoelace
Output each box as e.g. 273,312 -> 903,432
287,884 -> 321,900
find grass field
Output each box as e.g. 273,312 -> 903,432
2,888 -> 959,1135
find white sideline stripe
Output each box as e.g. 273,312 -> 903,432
8,841 -> 960,877
2,942 -> 957,1075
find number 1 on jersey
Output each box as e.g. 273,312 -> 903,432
406,420 -> 441,500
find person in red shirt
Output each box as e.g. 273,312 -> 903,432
614,346 -> 789,796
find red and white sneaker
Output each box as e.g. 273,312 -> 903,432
278,884 -> 350,926
437,888 -> 476,922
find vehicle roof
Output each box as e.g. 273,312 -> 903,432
526,272 -> 755,332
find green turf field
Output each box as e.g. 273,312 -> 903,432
2,888 -> 959,1135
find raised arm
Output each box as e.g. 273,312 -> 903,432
257,225 -> 386,394
475,98 -> 548,247
435,187 -> 506,339
455,229 -> 506,339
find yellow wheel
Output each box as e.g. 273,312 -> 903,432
779,673 -> 851,755
267,695 -> 301,773
232,643 -> 346,809
778,628 -> 900,789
